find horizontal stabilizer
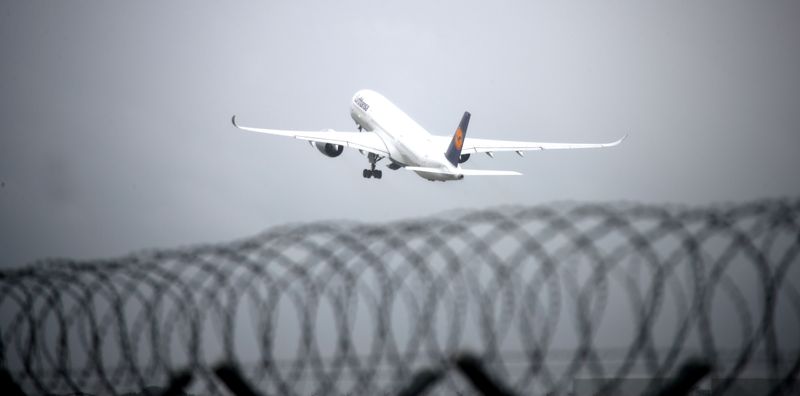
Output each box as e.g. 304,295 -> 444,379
404,166 -> 521,176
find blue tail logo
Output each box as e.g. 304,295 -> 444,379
445,111 -> 470,166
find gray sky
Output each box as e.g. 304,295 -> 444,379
1,1 -> 799,266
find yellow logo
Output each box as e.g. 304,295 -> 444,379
454,129 -> 464,150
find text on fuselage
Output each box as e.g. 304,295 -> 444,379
355,96 -> 370,112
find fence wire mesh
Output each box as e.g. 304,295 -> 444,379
1,199 -> 799,395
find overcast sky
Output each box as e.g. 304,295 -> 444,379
1,1 -> 799,266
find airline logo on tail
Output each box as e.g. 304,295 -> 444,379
454,128 -> 464,150
445,111 -> 470,166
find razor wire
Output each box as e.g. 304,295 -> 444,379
1,199 -> 799,395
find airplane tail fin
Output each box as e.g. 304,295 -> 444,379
445,111 -> 470,166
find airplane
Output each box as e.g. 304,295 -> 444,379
232,89 -> 626,181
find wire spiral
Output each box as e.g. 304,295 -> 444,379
1,199 -> 799,395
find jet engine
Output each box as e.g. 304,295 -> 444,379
314,141 -> 344,158
311,129 -> 344,158
458,153 -> 470,163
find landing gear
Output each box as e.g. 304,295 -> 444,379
362,153 -> 383,179
363,168 -> 382,179
363,164 -> 383,179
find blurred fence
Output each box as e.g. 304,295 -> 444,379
1,199 -> 799,395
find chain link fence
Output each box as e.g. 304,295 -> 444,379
1,199 -> 799,395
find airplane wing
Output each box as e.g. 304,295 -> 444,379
433,134 -> 627,155
232,115 -> 390,156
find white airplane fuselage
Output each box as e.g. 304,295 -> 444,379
349,89 -> 463,181
233,90 -> 624,181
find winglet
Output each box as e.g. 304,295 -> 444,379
231,115 -> 239,128
445,111 -> 470,166
611,134 -> 628,146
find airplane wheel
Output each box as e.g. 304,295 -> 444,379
374,170 -> 382,179
363,169 -> 371,178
